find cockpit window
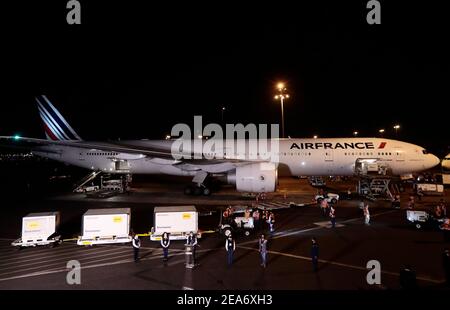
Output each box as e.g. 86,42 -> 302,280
422,150 -> 428,154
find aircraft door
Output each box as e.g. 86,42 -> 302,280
324,150 -> 333,162
395,151 -> 405,162
323,150 -> 334,174
115,160 -> 130,171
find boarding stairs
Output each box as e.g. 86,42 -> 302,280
73,171 -> 102,192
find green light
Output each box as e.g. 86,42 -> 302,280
13,135 -> 21,140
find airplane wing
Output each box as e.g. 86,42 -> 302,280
0,136 -> 176,158
0,136 -> 266,165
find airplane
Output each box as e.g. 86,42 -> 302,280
442,153 -> 450,171
0,95 -> 440,195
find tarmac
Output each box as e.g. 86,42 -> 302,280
0,175 -> 449,290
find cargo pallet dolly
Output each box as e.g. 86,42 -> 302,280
77,235 -> 132,246
11,212 -> 62,248
12,233 -> 62,248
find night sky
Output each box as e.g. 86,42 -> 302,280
1,1 -> 449,155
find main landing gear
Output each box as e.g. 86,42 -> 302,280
184,184 -> 211,196
184,171 -> 212,196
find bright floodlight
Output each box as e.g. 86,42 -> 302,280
379,129 -> 385,133
393,125 -> 400,129
313,135 -> 318,139
277,82 -> 284,90
353,131 -> 358,136
13,135 -> 21,140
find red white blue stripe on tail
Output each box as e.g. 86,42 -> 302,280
36,95 -> 82,141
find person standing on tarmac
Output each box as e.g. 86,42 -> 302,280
440,199 -> 447,217
268,212 -> 275,235
320,199 -> 329,217
252,209 -> 260,231
225,235 -> 236,267
161,232 -> 170,262
311,237 -> 319,272
329,206 -> 336,228
259,234 -> 268,268
132,234 -> 141,262
364,204 -> 371,225
186,231 -> 198,263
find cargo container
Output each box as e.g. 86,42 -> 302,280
77,208 -> 132,245
11,212 -> 61,247
150,206 -> 199,241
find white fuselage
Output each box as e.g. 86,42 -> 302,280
32,138 -> 440,178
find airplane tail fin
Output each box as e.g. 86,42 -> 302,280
35,95 -> 82,141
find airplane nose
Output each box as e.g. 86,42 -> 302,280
429,154 -> 440,168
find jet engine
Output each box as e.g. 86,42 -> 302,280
227,162 -> 277,193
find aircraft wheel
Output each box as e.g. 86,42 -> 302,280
203,187 -> 211,196
184,186 -> 193,195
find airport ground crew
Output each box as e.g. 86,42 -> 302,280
439,199 -> 447,217
329,206 -> 336,228
161,232 -> 170,261
311,237 -> 319,272
252,209 -> 260,231
244,208 -> 251,220
443,248 -> 450,286
259,234 -> 268,268
268,212 -> 275,235
320,199 -> 329,217
435,205 -> 443,218
225,235 -> 235,267
186,231 -> 198,263
364,205 -> 370,225
262,209 -> 269,229
132,234 -> 141,262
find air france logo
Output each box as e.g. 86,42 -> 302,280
290,142 -> 387,150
